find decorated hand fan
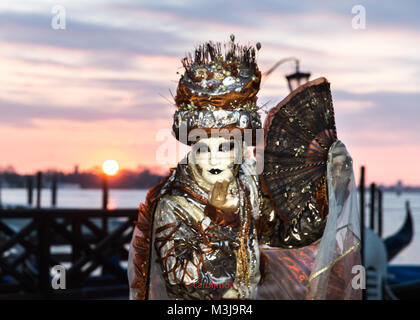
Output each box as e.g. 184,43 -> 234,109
262,77 -> 337,224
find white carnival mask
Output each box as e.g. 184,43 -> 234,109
189,136 -> 245,186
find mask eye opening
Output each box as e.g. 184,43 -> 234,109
193,142 -> 210,154
218,140 -> 236,152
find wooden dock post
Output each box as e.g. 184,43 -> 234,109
102,172 -> 108,211
37,211 -> 50,298
36,172 -> 42,209
377,188 -> 383,238
27,176 -> 33,206
370,183 -> 376,232
102,173 -> 109,233
51,174 -> 57,207
72,216 -> 81,268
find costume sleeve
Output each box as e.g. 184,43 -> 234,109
127,216 -> 147,300
128,196 -> 204,300
258,191 -> 326,248
153,197 -> 204,286
152,196 -> 239,299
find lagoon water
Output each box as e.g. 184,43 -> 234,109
1,188 -> 419,265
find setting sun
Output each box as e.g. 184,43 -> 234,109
102,159 -> 119,176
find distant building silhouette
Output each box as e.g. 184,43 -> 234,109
396,180 -> 403,196
0,167 -> 163,189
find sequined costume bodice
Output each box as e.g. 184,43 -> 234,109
148,160 -> 261,299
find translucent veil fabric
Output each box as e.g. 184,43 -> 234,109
257,140 -> 361,300
308,140 -> 361,299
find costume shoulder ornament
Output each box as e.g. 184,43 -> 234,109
262,77 -> 337,224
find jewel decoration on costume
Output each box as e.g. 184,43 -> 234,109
177,38 -> 259,100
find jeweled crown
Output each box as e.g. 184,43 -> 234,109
172,36 -> 263,143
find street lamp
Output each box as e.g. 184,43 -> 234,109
264,57 -> 311,92
285,60 -> 311,92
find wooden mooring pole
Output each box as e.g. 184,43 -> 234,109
27,176 -> 33,206
37,212 -> 50,298
377,188 -> 383,238
51,174 -> 57,207
102,173 -> 109,233
0,178 -> 2,209
36,171 -> 42,209
370,183 -> 376,232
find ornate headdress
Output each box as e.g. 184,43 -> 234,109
172,36 -> 263,144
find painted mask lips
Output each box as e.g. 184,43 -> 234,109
209,169 -> 223,175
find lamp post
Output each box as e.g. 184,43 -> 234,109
285,59 -> 311,92
264,57 -> 311,92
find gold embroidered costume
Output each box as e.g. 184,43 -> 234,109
128,37 -> 361,300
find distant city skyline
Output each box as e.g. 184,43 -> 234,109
2,166 -> 420,189
0,0 -> 419,185
0,162 -> 169,176
1,164 -> 419,189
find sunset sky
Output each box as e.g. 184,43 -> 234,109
0,0 -> 419,185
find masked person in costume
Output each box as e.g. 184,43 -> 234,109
128,38 -> 361,300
